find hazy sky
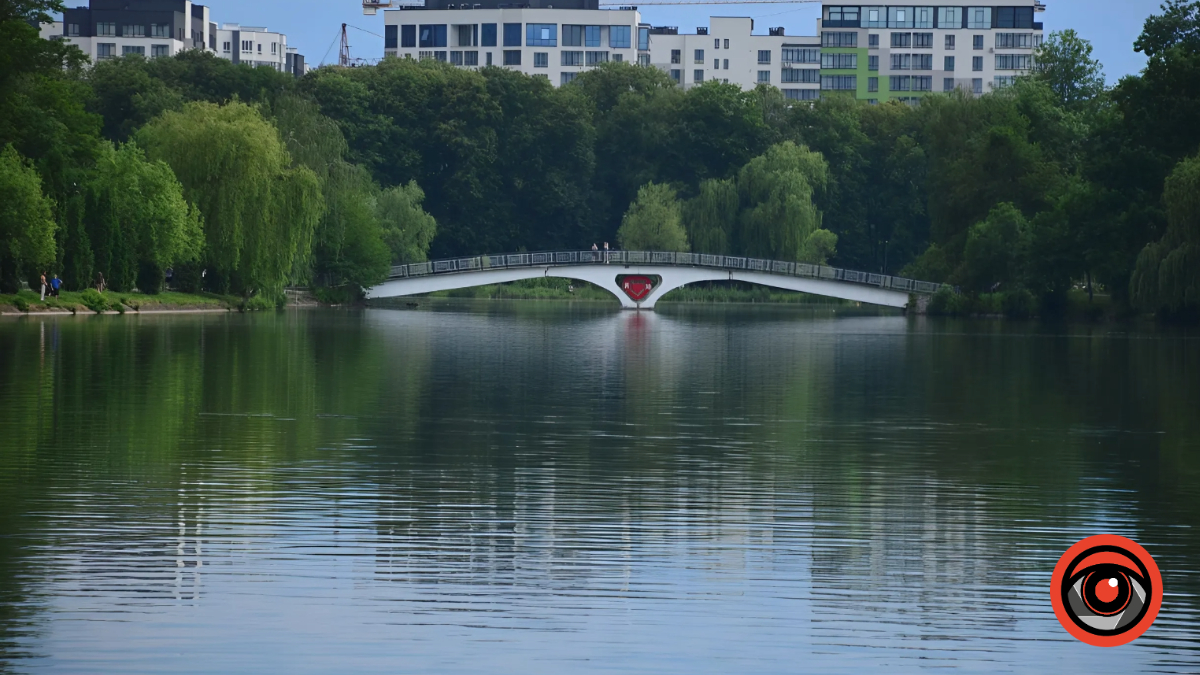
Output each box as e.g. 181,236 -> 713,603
193,0 -> 1161,82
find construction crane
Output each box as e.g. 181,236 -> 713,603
365,0 -> 820,13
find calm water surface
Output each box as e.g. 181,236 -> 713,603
1,304 -> 1198,674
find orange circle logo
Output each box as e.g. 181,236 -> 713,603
1050,534 -> 1162,647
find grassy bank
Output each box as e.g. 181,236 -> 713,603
925,287 -> 1134,321
1,289 -> 241,315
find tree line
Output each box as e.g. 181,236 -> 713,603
2,0 -> 1199,317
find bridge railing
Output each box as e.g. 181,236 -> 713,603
387,250 -> 949,295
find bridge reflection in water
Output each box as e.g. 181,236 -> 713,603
366,250 -> 945,309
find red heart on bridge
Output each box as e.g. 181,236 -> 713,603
620,275 -> 654,302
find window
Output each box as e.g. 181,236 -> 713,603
996,54 -> 1032,70
271,42 -> 277,55
891,32 -> 911,48
638,53 -> 650,66
996,33 -> 1033,49
671,49 -> 681,64
122,45 -> 145,55
868,99 -> 879,105
914,32 -> 933,48
869,34 -> 879,48
724,39 -> 729,49
913,75 -> 932,91
781,68 -> 819,83
694,69 -> 704,82
418,50 -> 433,60
385,25 -> 398,49
151,44 -> 169,58
758,70 -> 770,83
868,76 -> 879,92
868,55 -> 879,71
945,34 -> 955,49
1034,34 -> 1044,47
402,25 -> 416,48
96,22 -> 116,36
526,24 -> 556,46
615,52 -> 624,62
670,68 -> 681,83
563,25 -> 583,46
531,51 -> 547,67
758,50 -> 771,64
891,53 -> 910,70
937,7 -> 961,28
723,58 -> 728,69
503,23 -> 521,47
863,6 -> 886,28
821,75 -> 856,90
486,51 -> 492,65
972,77 -> 983,94
890,75 -> 911,91
913,54 -> 932,70
465,51 -> 478,66
827,5 -> 862,25
943,77 -> 955,91
242,40 -> 253,52
638,26 -> 649,50
481,23 -> 496,47
503,50 -> 521,65
97,42 -> 116,58
257,44 -> 262,53
713,58 -> 719,70
67,23 -> 80,36
782,47 -> 820,63
973,35 -> 984,50
972,56 -> 983,71
587,51 -> 609,65
822,53 -> 857,69
784,88 -> 820,101
561,72 -> 578,85
914,6 -> 934,28
457,25 -> 474,48
714,37 -> 720,49
610,25 -> 631,48
822,31 -> 857,47
945,55 -> 955,71
451,50 -> 464,65
420,25 -> 447,48
151,23 -> 169,38
888,7 -> 913,28
222,41 -> 231,53
994,75 -> 1017,88
967,7 -> 992,29
694,49 -> 704,64
996,6 -> 1035,28
562,51 -> 583,66
584,25 -> 601,47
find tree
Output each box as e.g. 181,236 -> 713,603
1135,0 -> 1200,57
1131,154 -> 1200,317
1034,30 -> 1106,111
617,183 -> 689,252
962,203 -> 1024,292
683,178 -> 739,254
377,181 -> 437,264
137,101 -> 322,296
736,141 -> 833,262
0,144 -> 56,292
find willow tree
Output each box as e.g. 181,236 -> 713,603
378,181 -> 437,264
79,141 -> 203,293
737,141 -> 835,263
137,101 -> 321,296
0,144 -> 56,292
683,178 -> 738,254
617,183 -> 689,252
1131,154 -> 1200,317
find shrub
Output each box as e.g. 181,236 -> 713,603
12,296 -> 29,312
79,288 -> 109,313
240,294 -> 278,312
1001,289 -> 1037,318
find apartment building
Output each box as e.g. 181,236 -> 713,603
816,2 -> 1045,103
45,0 -> 305,77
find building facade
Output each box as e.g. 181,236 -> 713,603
45,0 -> 305,76
816,2 -> 1045,103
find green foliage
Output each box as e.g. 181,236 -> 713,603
737,141 -> 834,262
12,295 -> 29,312
378,181 -> 437,263
617,183 -> 689,252
683,179 -> 739,254
1135,0 -> 1200,57
137,101 -> 322,296
78,288 -> 111,313
1131,154 -> 1200,316
0,145 -> 56,292
1034,30 -> 1106,111
963,203 -> 1025,292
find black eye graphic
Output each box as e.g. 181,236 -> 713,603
1062,546 -> 1152,635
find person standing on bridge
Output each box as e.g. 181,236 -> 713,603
603,242 -> 610,264
591,243 -> 599,263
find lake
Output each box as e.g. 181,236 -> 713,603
1,303 -> 1198,673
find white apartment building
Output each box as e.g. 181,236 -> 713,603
816,2 -> 1045,103
216,23 -> 305,75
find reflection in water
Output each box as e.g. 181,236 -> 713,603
0,306 -> 1198,674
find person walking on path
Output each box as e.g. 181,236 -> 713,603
39,272 -> 47,301
50,275 -> 62,298
591,243 -> 599,263
603,242 -> 610,264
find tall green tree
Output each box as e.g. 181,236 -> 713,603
1131,154 -> 1200,317
377,181 -> 437,264
1033,29 -> 1106,111
617,183 -> 689,252
683,179 -> 739,254
137,101 -> 322,296
1135,0 -> 1200,57
0,144 -> 56,291
736,141 -> 834,263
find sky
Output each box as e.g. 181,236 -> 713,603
190,0 -> 1161,83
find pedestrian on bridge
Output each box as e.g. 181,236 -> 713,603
604,242 -> 610,264
591,243 -> 599,263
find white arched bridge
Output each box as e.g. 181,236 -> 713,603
366,250 -> 945,310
